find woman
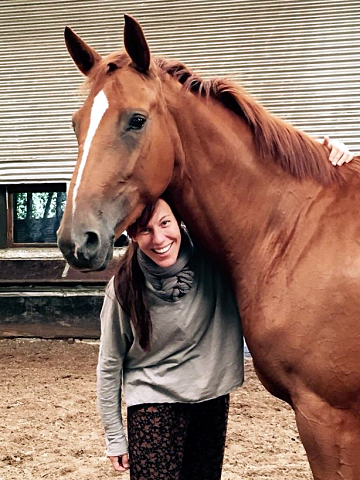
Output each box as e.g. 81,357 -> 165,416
97,197 -> 243,480
97,139 -> 353,479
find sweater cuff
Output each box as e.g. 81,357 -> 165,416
105,436 -> 129,457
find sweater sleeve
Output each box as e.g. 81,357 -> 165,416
97,278 -> 133,456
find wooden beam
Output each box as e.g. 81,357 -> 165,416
0,323 -> 100,339
0,186 -> 6,248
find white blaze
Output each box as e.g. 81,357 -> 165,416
72,90 -> 109,215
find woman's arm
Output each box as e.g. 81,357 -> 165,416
97,278 -> 132,472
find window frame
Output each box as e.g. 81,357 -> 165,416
2,183 -> 67,248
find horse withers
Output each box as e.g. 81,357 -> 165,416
57,15 -> 360,479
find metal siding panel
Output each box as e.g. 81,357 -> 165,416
0,0 -> 359,184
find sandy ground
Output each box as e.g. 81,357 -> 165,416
0,339 -> 312,479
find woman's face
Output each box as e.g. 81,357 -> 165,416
133,199 -> 181,268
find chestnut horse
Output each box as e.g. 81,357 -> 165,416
57,15 -> 360,479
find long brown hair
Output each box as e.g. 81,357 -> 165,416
114,199 -> 181,351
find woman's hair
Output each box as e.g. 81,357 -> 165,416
114,199 -> 181,351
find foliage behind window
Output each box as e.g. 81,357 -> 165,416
13,190 -> 66,244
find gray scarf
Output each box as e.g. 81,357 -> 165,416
137,230 -> 194,301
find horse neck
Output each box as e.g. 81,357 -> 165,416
164,84 -> 325,281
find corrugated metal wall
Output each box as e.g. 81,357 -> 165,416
0,0 -> 359,184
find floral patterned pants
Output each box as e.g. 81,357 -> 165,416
127,394 -> 229,480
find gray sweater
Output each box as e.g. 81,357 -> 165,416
97,251 -> 244,456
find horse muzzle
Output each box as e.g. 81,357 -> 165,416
57,228 -> 114,271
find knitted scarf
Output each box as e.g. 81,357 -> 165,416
137,230 -> 194,301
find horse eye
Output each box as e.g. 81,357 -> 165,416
128,115 -> 146,130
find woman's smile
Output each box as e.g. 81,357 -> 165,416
153,243 -> 173,255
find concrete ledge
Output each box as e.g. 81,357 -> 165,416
0,291 -> 104,339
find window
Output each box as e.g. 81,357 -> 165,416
0,183 -> 130,248
1,184 -> 67,247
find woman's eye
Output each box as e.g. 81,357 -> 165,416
128,115 -> 146,130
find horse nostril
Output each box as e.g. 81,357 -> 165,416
85,231 -> 100,253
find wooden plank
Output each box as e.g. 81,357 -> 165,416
0,187 -> 6,248
0,258 -> 119,284
0,323 -> 100,339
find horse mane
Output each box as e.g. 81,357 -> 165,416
86,52 -> 359,186
155,58 -> 360,186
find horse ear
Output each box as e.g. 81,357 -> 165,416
64,26 -> 102,76
123,14 -> 150,73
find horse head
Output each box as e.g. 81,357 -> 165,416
57,15 -> 177,271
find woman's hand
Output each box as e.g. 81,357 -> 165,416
322,135 -> 353,166
108,454 -> 130,472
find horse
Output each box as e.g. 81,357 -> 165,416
57,15 -> 360,479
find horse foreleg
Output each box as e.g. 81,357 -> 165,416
294,391 -> 360,480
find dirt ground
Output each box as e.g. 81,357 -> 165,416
0,339 -> 312,480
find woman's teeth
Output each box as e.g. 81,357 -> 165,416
154,244 -> 172,254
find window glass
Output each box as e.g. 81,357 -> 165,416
13,190 -> 66,244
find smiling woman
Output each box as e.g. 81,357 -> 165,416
97,197 -> 244,480
132,199 -> 181,268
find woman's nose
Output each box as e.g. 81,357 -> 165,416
152,227 -> 166,244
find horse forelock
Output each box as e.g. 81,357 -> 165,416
84,50 -> 159,93
155,57 -> 360,186
83,51 -> 130,92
